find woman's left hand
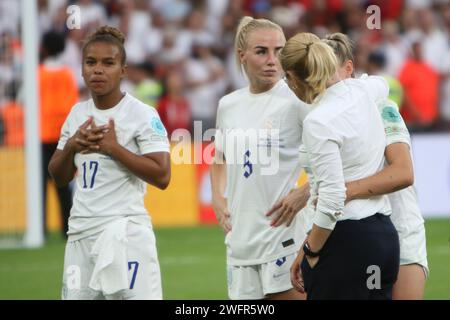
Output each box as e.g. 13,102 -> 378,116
86,118 -> 119,156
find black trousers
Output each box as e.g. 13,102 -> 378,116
42,142 -> 72,238
301,213 -> 400,300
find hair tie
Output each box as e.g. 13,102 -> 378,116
305,42 -> 313,53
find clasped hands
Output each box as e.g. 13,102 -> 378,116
69,117 -> 118,155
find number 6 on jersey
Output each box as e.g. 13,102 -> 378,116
243,150 -> 253,178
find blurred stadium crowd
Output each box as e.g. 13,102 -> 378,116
1,0 -> 450,146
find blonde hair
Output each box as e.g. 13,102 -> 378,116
323,33 -> 354,66
234,16 -> 284,73
82,25 -> 126,65
280,32 -> 338,103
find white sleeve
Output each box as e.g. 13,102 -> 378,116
136,108 -> 170,154
56,111 -> 73,151
379,100 -> 411,147
363,75 -> 389,105
303,118 -> 346,230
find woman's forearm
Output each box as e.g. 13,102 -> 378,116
211,155 -> 227,200
109,145 -> 171,190
48,143 -> 77,187
346,165 -> 412,200
346,143 -> 413,201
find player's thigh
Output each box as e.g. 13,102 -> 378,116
118,222 -> 162,300
394,224 -> 428,300
227,264 -> 264,300
262,253 -> 305,300
62,236 -> 103,300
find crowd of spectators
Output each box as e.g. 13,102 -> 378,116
1,0 -> 450,146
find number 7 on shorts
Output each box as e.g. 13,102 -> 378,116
128,261 -> 139,289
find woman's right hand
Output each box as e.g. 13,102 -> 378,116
266,183 -> 310,227
290,246 -> 306,293
66,117 -> 94,153
67,118 -> 109,154
212,195 -> 232,234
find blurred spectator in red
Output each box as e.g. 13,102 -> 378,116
157,69 -> 191,136
399,37 -> 439,132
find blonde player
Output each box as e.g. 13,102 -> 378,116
48,26 -> 170,300
324,33 -> 428,299
288,33 -> 427,300
280,32 -> 399,299
211,17 -> 310,300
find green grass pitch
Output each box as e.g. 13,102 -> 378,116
0,218 -> 449,299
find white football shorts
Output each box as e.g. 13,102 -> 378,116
227,252 -> 297,300
62,220 -> 162,300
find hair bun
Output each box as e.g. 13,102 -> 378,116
94,25 -> 125,45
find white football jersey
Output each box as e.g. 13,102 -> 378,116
215,80 -> 310,266
57,93 -> 170,240
378,99 -> 425,235
298,98 -> 425,235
